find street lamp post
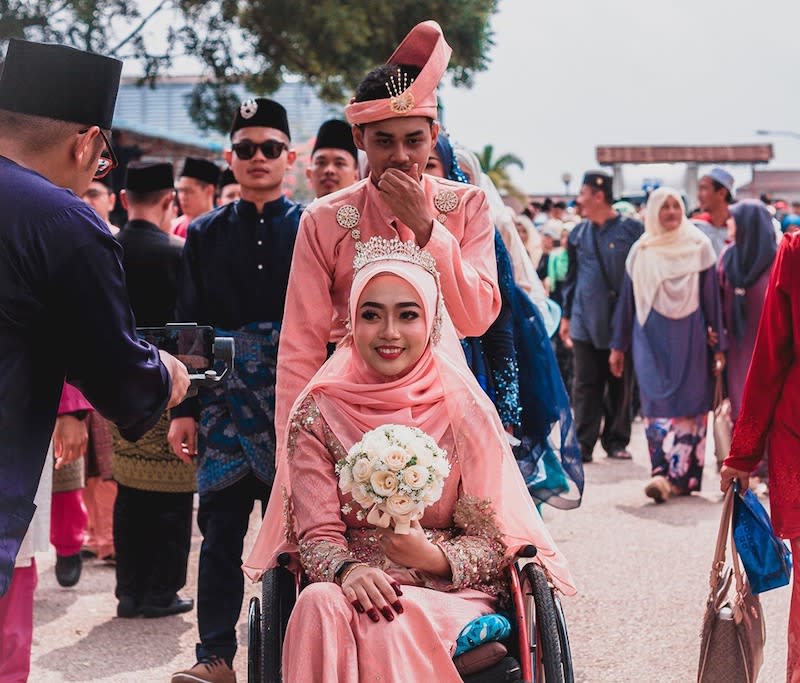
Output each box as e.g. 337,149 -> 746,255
756,129 -> 800,140
561,172 -> 572,196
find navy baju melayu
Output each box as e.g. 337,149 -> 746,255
173,195 -> 302,666
0,156 -> 170,595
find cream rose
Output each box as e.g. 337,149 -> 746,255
383,446 -> 411,472
422,480 -> 445,505
352,458 -> 373,484
384,494 -> 419,517
351,483 -> 373,507
402,464 -> 430,490
370,470 -> 399,497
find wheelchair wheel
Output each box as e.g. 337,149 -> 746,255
247,597 -> 262,683
260,567 -> 297,683
522,563 -> 564,683
553,594 -> 574,683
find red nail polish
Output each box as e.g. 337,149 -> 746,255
393,601 -> 403,614
381,607 -> 394,621
367,608 -> 380,622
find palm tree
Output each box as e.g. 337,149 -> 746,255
476,144 -> 526,200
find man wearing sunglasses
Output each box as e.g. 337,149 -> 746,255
0,37 -> 190,668
169,97 -> 302,683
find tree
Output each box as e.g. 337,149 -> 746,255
476,143 -> 526,198
1,0 -> 499,133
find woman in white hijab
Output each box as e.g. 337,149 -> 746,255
609,188 -> 726,503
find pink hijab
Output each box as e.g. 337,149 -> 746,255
243,255 -> 575,595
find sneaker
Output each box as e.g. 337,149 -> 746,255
644,475 -> 671,503
171,657 -> 236,683
55,553 -> 82,587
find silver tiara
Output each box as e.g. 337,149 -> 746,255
353,236 -> 438,276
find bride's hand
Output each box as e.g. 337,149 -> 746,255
340,565 -> 403,623
379,520 -> 451,577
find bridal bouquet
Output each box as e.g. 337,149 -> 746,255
335,424 -> 450,534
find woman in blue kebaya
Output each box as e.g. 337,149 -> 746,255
610,187 -> 726,503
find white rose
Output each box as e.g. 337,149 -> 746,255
410,439 -> 434,467
370,470 -> 399,497
382,446 -> 411,472
401,464 -> 430,490
431,454 -> 451,478
352,458 -> 373,484
338,466 -> 354,494
384,494 -> 418,517
363,429 -> 389,451
391,425 -> 417,445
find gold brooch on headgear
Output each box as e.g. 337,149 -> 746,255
352,237 -> 443,345
385,68 -> 416,115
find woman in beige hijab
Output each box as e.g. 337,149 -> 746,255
609,188 -> 725,503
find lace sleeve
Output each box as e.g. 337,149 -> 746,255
434,496 -> 508,594
287,396 -> 357,583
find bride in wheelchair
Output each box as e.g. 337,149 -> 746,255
244,238 -> 575,682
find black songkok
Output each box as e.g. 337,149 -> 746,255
312,119 -> 357,163
229,98 -> 291,140
125,162 -> 174,193
180,157 -> 221,186
0,39 -> 122,129
218,168 -> 237,189
582,170 -> 613,192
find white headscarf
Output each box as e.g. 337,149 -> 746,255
627,187 -> 716,326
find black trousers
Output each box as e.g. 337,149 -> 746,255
196,472 -> 269,666
572,339 -> 634,459
114,483 -> 193,607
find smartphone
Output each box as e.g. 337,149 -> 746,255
136,324 -> 214,375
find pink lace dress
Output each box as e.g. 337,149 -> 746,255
281,397 -> 509,683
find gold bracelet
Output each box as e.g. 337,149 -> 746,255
337,562 -> 367,586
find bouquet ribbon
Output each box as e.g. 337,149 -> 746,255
367,505 -> 414,534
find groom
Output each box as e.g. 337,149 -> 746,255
275,20 -> 500,448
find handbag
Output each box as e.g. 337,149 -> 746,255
697,486 -> 765,683
733,487 -> 792,594
712,374 -> 733,472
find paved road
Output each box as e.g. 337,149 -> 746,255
29,421 -> 790,682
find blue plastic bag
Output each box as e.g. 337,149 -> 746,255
733,486 -> 792,594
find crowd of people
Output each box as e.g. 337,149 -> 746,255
0,17 -> 798,683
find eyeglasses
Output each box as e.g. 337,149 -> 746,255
79,127 -> 119,179
231,139 -> 288,160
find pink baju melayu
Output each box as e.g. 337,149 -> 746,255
245,255 -> 574,683
274,174 -> 500,452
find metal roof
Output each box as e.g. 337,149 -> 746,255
596,144 -> 773,165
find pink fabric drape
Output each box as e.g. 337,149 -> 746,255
50,489 -> 88,557
0,561 -> 37,683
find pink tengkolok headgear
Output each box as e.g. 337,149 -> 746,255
344,20 -> 452,125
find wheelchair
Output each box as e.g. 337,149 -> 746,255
247,546 -> 574,683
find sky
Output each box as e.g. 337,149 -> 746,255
130,0 -> 800,195
438,0 -> 800,193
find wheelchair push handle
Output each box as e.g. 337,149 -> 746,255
518,545 -> 537,558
